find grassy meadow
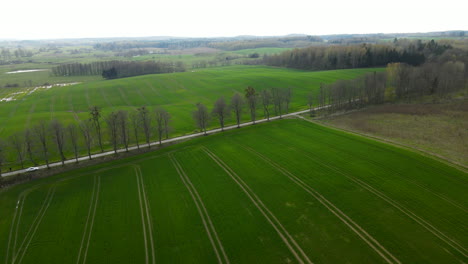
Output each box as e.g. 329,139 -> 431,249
0,119 -> 466,263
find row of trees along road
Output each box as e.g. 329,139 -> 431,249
1,57 -> 466,178
0,86 -> 292,177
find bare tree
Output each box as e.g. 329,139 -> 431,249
24,128 -> 37,165
271,87 -> 283,118
117,110 -> 130,152
231,93 -> 244,128
283,87 -> 292,114
67,123 -> 80,163
163,110 -> 171,139
130,110 -> 141,149
193,103 -> 209,135
138,106 -> 152,148
212,97 -> 229,131
80,120 -> 93,160
155,107 -> 169,145
0,140 -> 5,177
33,121 -> 50,169
307,92 -> 314,116
245,86 -> 257,124
90,106 -> 104,152
260,89 -> 272,121
106,111 -> 120,154
50,119 -> 66,166
9,132 -> 26,169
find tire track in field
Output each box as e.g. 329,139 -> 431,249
49,95 -> 56,120
201,147 -> 312,264
134,166 -> 156,264
136,87 -> 151,106
295,116 -> 468,213
241,145 -> 400,264
13,186 -> 56,264
24,102 -> 37,129
68,93 -> 81,123
85,86 -> 91,108
5,195 -> 26,264
76,175 -> 98,264
80,176 -> 101,264
278,139 -> 468,259
169,154 -> 229,264
118,87 -> 133,107
99,88 -> 114,108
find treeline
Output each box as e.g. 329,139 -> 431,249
207,36 -> 323,51
315,60 -> 466,115
94,40 -> 214,51
51,60 -> 185,79
92,36 -> 324,52
0,87 -> 294,181
264,40 -> 452,70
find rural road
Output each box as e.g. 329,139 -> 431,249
2,105 -> 328,178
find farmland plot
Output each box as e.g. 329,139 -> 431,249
0,119 -> 466,263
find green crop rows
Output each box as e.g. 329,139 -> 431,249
1,119 -> 466,263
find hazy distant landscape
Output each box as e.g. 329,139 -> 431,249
0,12 -> 467,262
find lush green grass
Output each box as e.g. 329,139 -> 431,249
1,119 -> 466,263
0,65 -> 381,168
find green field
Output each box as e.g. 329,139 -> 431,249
1,119 -> 466,263
0,65 -> 381,167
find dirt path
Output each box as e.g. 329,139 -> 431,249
242,145 -> 400,264
81,176 -> 101,264
76,176 -> 98,264
201,147 -> 312,264
169,154 -> 229,264
135,166 -> 156,264
13,186 -> 56,264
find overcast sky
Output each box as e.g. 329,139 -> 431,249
2,0 -> 467,40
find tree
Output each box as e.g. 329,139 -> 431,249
307,92 -> 314,116
80,120 -> 93,160
245,86 -> 257,124
67,123 -> 80,163
24,128 -> 37,165
162,110 -> 171,140
283,87 -> 292,113
231,93 -> 244,128
212,97 -> 229,131
117,110 -> 130,152
50,120 -> 66,166
106,111 -> 120,154
155,107 -> 169,145
9,132 -> 26,169
90,106 -> 104,152
259,89 -> 272,120
138,106 -> 152,148
271,87 -> 283,118
193,103 -> 209,135
33,121 -> 50,169
130,110 -> 141,149
0,140 -> 5,177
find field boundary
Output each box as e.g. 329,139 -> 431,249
241,145 -> 400,264
298,115 -> 467,173
134,166 -> 156,264
202,146 -> 313,264
169,154 -> 229,264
